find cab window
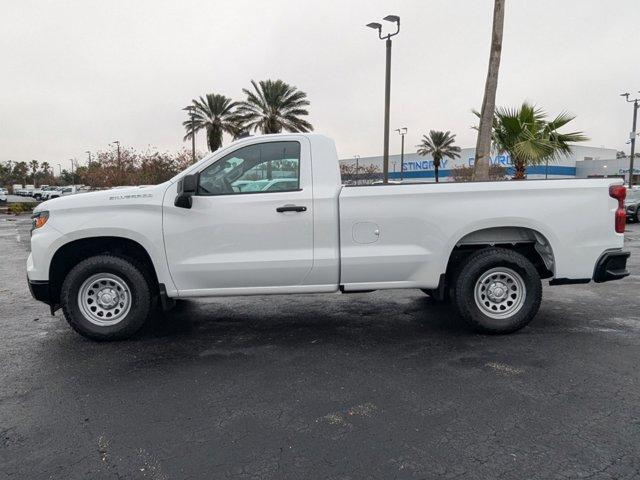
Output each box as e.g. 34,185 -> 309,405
198,141 -> 300,195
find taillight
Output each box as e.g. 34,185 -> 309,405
609,185 -> 626,234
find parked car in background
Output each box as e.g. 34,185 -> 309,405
32,185 -> 56,200
626,187 -> 640,222
0,191 -> 7,203
41,187 -> 62,200
12,184 -> 22,195
237,178 -> 299,192
27,133 -> 630,341
0,187 -> 8,196
48,186 -> 78,199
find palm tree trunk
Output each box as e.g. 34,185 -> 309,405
473,0 -> 505,181
206,128 -> 215,152
434,164 -> 439,183
513,161 -> 526,180
207,127 -> 223,152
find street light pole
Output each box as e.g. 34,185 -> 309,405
545,159 -> 549,179
190,107 -> 196,163
85,150 -> 92,165
367,15 -> 400,184
183,105 -> 197,163
621,92 -> 639,187
395,127 -> 407,181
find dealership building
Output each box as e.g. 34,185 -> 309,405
340,145 -> 640,182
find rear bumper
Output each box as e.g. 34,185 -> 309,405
593,250 -> 630,283
549,250 -> 630,285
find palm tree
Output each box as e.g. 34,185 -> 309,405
473,0 -> 505,181
489,102 -> 588,179
416,131 -> 461,183
29,159 -> 39,182
40,162 -> 52,182
236,79 -> 313,134
183,94 -> 240,152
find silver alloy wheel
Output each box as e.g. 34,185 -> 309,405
77,273 -> 132,326
473,267 -> 526,320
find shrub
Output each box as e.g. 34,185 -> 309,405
7,202 -> 35,215
452,164 -> 507,182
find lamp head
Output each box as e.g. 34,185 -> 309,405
383,15 -> 400,24
366,22 -> 382,31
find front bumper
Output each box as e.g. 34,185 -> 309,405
27,279 -> 57,314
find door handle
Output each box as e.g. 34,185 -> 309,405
276,205 -> 307,213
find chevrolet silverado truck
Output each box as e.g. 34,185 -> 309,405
27,134 -> 630,340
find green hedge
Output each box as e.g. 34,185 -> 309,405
7,202 -> 35,215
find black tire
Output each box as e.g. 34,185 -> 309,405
452,247 -> 542,334
60,255 -> 153,341
634,208 -> 640,223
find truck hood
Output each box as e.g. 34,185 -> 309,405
35,184 -> 168,213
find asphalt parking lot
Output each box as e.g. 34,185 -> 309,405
3,195 -> 37,203
1,215 -> 639,480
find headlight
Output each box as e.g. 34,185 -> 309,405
31,211 -> 49,232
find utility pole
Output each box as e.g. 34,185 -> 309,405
621,92 -> 639,187
395,127 -> 407,181
367,15 -> 400,184
85,150 -> 92,165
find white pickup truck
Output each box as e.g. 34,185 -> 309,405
28,134 -> 630,340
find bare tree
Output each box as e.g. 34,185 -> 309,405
473,0 -> 505,181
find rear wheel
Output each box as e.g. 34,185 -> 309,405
452,248 -> 542,334
60,255 -> 153,341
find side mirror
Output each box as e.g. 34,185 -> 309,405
174,173 -> 198,209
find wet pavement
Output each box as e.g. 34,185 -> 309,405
1,214 -> 639,479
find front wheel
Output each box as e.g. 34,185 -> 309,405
60,255 -> 153,341
452,248 -> 542,334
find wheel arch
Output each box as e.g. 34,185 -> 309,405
48,236 -> 160,307
445,225 -> 556,280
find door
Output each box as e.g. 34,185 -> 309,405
163,139 -> 314,294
